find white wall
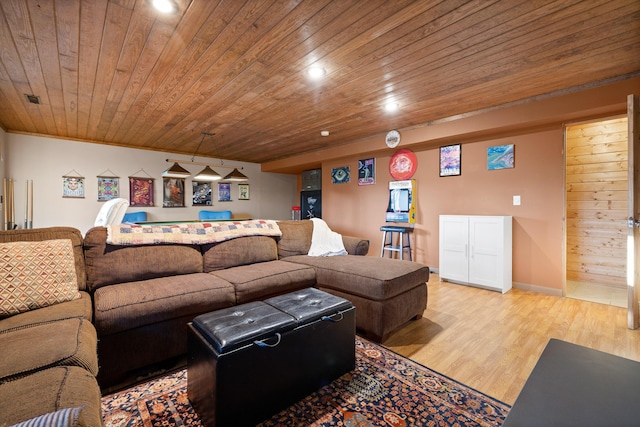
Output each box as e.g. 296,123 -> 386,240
5,133 -> 298,234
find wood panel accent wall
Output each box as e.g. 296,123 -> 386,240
565,117 -> 628,288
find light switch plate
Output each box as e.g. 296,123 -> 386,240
513,195 -> 521,206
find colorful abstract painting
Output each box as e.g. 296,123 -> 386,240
487,144 -> 515,170
97,176 -> 119,201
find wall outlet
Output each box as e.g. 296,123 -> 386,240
513,195 -> 521,206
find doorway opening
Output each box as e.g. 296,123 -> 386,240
564,116 -> 628,307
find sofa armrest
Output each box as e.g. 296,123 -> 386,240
342,236 -> 369,256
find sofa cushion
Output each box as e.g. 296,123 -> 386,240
0,239 -> 80,318
93,273 -> 236,336
202,235 -> 277,272
0,227 -> 87,291
209,260 -> 317,303
84,226 -> 204,291
0,367 -> 102,427
0,317 -> 98,382
284,255 -> 429,301
276,220 -> 313,258
0,291 -> 92,333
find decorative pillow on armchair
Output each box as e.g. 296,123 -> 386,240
0,239 -> 80,317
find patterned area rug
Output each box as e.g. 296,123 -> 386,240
102,337 -> 510,426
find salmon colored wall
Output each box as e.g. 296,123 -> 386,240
322,129 -> 564,292
264,76 -> 639,294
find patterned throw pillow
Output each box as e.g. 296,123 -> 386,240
10,406 -> 81,427
0,239 -> 80,317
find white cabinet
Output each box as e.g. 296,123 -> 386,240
439,215 -> 512,293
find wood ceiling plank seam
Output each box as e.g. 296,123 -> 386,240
172,0 -> 424,135
54,0 -> 81,138
103,0 -> 222,142
0,6 -> 41,132
76,0 -> 108,138
85,1 -> 134,140
108,0 -> 223,142
146,0 -> 261,114
212,1 -> 442,124
380,23 -> 637,120
1,0 -> 58,135
94,6 -> 156,141
102,14 -> 188,142
331,0 -> 630,112
0,60 -> 37,131
129,0 -> 313,149
223,0 -> 534,135
119,0 -> 274,146
350,0 -> 622,97
28,0 -> 69,136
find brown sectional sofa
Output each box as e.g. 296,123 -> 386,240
0,227 -> 102,427
0,220 -> 429,426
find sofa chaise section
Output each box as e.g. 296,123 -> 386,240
276,220 -> 428,342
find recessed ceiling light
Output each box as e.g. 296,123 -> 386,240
321,130 -> 330,137
307,67 -> 326,80
150,0 -> 178,14
384,102 -> 400,113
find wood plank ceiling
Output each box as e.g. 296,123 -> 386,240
0,0 -> 638,164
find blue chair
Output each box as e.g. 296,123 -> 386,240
199,210 -> 232,221
123,211 -> 148,223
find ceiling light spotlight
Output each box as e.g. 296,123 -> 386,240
321,130 -> 330,137
384,102 -> 400,113
307,66 -> 326,80
150,0 -> 178,14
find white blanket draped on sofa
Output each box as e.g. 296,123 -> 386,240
308,218 -> 347,257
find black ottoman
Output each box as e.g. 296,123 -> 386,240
187,288 -> 355,426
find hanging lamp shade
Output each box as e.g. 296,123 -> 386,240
194,165 -> 222,181
162,162 -> 190,178
223,168 -> 248,181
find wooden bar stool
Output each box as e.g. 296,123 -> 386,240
380,225 -> 413,261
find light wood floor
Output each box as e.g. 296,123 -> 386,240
384,275 -> 640,405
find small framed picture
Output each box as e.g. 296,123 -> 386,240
358,158 -> 375,185
162,177 -> 185,207
218,183 -> 231,201
238,184 -> 250,200
97,176 -> 119,201
192,181 -> 212,205
62,176 -> 85,198
129,177 -> 154,207
331,166 -> 350,184
439,144 -> 461,177
487,144 -> 515,170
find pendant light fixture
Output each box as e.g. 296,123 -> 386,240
223,168 -> 249,181
162,162 -> 191,178
163,131 -> 248,181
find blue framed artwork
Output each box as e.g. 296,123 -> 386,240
487,144 -> 515,170
331,166 -> 350,184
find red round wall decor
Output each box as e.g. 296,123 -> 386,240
389,149 -> 417,180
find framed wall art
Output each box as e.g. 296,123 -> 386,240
192,181 -> 212,205
218,183 -> 231,201
358,158 -> 375,185
487,144 -> 515,170
62,175 -> 85,198
129,177 -> 154,207
238,183 -> 250,200
163,177 -> 185,207
439,144 -> 461,177
331,166 -> 350,184
97,175 -> 119,201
